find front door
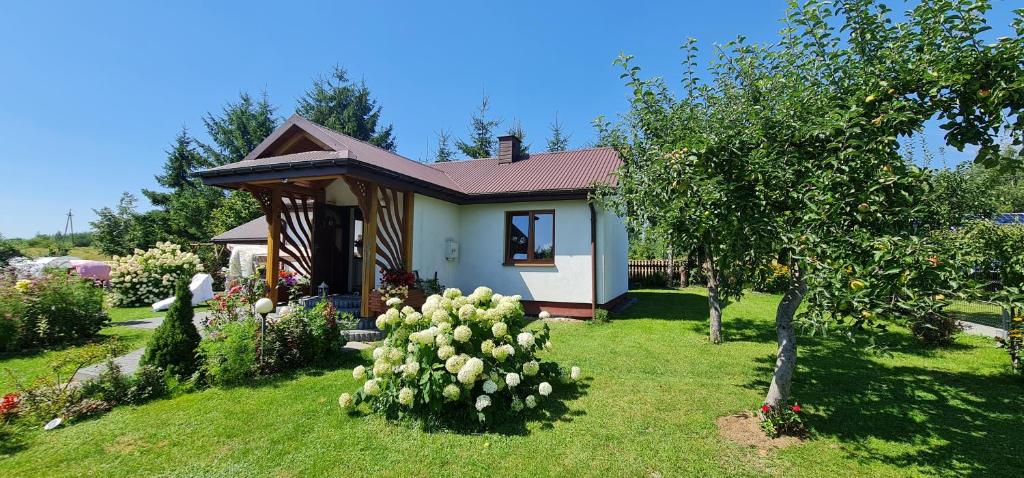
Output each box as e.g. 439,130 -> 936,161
312,204 -> 356,295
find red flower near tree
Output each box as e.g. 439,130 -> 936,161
791,404 -> 801,413
761,404 -> 771,413
0,392 -> 21,418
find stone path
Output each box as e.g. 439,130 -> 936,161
958,320 -> 1007,339
74,311 -> 370,382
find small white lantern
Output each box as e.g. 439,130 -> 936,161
254,297 -> 274,315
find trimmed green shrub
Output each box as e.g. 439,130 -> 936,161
198,318 -> 258,385
141,281 -> 201,377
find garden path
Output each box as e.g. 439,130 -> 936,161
958,320 -> 1006,339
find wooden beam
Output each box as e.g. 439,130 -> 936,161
403,191 -> 414,271
361,183 -> 379,317
266,187 -> 282,303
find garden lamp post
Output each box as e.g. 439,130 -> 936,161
254,297 -> 274,366
318,282 -> 329,298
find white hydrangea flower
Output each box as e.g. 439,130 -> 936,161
443,383 -> 461,401
352,365 -> 366,380
492,344 -> 510,362
517,332 -> 535,349
457,358 -> 484,384
431,309 -> 450,325
523,360 -> 539,376
458,304 -> 476,322
404,312 -> 423,325
443,288 -> 462,299
421,301 -> 438,317
544,340 -> 553,351
401,305 -> 415,315
475,394 -> 492,411
407,343 -> 417,353
570,366 -> 581,381
435,333 -> 451,347
386,297 -> 402,307
483,380 -> 498,394
403,361 -> 420,378
437,345 -> 455,360
398,387 -> 415,406
511,397 -> 524,411
373,360 -> 392,377
480,339 -> 495,355
445,354 -> 467,373
363,379 -> 382,396
491,322 -> 508,338
452,296 -> 469,310
472,286 -> 494,303
539,310 -> 551,319
388,348 -> 404,363
525,395 -> 537,409
539,382 -> 552,396
453,325 -> 472,342
505,372 -> 521,388
372,347 -> 386,361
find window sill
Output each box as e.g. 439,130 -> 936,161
503,262 -> 556,267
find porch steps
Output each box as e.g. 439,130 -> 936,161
344,329 -> 385,342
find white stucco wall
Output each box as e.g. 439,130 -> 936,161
411,194 -> 460,288
324,179 -> 359,207
598,207 -> 629,303
409,195 -> 627,305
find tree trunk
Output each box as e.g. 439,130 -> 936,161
764,268 -> 807,407
704,253 -> 723,344
680,254 -> 690,288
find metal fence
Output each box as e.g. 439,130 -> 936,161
948,299 -> 1009,331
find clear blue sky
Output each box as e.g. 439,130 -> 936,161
0,1 -> 1018,238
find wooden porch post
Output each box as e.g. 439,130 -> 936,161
360,183 -> 378,317
402,191 -> 414,271
266,187 -> 282,303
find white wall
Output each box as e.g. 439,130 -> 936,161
456,200 -> 594,303
598,207 -> 629,303
411,194 -> 460,288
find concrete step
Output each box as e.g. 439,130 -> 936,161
344,329 -> 384,342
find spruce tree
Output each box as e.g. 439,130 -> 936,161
456,95 -> 500,158
434,129 -> 456,162
546,112 -> 571,152
142,128 -> 209,207
141,281 -> 201,377
296,66 -> 396,151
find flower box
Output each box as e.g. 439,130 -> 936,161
368,288 -> 426,317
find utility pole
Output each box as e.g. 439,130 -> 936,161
63,209 -> 74,247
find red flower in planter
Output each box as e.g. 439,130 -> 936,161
761,404 -> 771,413
791,404 -> 801,413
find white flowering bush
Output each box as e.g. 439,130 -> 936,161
338,286 -> 583,426
109,242 -> 202,307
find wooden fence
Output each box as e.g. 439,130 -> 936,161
629,259 -> 682,282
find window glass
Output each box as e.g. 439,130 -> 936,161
508,213 -> 530,261
533,212 -> 554,260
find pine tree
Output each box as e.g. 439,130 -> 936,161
200,92 -> 278,166
434,129 -> 456,162
296,66 -> 396,151
546,112 -> 571,152
456,95 -> 501,158
141,281 -> 201,378
506,118 -> 530,156
142,128 -> 209,207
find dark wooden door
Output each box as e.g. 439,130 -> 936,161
312,204 -> 354,295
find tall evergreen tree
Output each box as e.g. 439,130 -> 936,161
434,129 -> 456,162
143,127 -> 209,207
200,92 -> 278,166
296,66 -> 396,151
456,95 -> 501,158
546,112 -> 571,152
506,118 -> 530,156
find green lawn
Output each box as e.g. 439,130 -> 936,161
1,288 -> 1020,477
20,246 -> 110,261
0,307 -> 162,395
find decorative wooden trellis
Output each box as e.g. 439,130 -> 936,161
343,177 -> 413,272
244,184 -> 319,302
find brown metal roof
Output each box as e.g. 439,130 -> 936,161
428,147 -> 621,195
198,115 -> 621,201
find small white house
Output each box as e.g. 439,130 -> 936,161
199,114 -> 627,318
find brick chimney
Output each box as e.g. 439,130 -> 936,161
497,135 -> 522,164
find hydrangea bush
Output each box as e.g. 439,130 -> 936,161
109,242 -> 202,307
338,286 -> 583,426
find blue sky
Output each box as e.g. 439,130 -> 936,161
0,1 -> 1018,238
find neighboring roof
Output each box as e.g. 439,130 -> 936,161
428,148 -> 620,195
211,216 -> 267,244
199,115 -> 622,203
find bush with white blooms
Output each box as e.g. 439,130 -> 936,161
339,286 -> 583,425
109,242 -> 202,307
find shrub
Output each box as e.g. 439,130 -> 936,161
0,270 -> 107,352
338,286 -> 583,427
909,312 -> 965,346
198,318 -> 258,385
592,308 -> 611,324
14,341 -> 124,424
109,242 -> 202,307
80,362 -> 168,405
205,276 -> 265,329
127,365 -> 169,403
759,402 -> 805,438
752,260 -> 790,293
141,281 -> 201,377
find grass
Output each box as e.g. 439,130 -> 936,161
20,246 -> 110,261
0,307 -> 162,395
0,288 -> 1020,476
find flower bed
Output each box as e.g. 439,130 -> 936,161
109,242 -> 202,307
338,286 -> 583,426
0,270 -> 107,352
